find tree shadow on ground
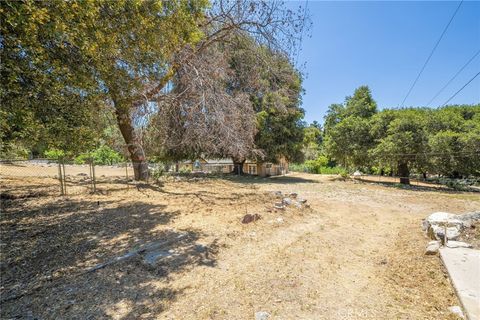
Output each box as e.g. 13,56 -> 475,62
0,196 -> 217,319
354,177 -> 478,194
223,174 -> 318,185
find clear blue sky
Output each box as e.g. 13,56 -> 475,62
292,1 -> 480,123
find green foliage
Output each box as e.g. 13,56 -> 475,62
304,155 -> 328,173
322,85 -> 479,184
323,86 -> 377,169
44,149 -> 65,160
74,146 -> 124,165
0,144 -> 30,159
302,124 -> 322,160
1,0 -> 208,159
291,155 -> 346,175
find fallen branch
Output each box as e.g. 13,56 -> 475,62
1,233 -> 189,303
85,233 -> 188,273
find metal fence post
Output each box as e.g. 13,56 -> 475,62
89,158 -> 96,193
62,160 -> 67,195
58,160 -> 64,195
125,162 -> 129,189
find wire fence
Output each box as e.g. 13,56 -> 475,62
0,159 -> 138,197
0,159 -> 265,197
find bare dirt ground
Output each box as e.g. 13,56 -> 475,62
1,172 -> 479,319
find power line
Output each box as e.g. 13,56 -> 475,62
441,71 -> 480,106
399,0 -> 463,107
426,49 -> 480,106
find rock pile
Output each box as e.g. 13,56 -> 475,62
422,211 -> 479,254
271,191 -> 308,210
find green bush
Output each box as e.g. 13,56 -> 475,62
74,146 -> 124,165
44,148 -> 65,160
291,156 -> 347,176
74,153 -> 91,165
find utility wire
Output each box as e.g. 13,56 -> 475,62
441,71 -> 480,106
427,49 -> 480,106
400,0 -> 463,107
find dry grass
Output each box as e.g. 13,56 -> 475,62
1,172 -> 479,319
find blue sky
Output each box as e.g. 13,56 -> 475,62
292,1 -> 480,123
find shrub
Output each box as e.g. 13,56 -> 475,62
44,148 -> 65,160
74,146 -> 124,165
74,153 -> 91,165
291,156 -> 347,176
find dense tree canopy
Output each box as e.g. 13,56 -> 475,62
321,86 -> 480,184
1,0 -> 309,179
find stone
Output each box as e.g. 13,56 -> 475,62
274,204 -> 285,210
457,211 -> 480,222
425,240 -> 441,255
427,212 -> 457,225
273,191 -> 283,198
282,197 -> 292,205
255,311 -> 270,320
447,306 -> 465,319
297,198 -> 307,204
276,217 -> 284,224
431,225 -> 461,241
288,192 -> 298,198
446,241 -> 473,249
77,173 -> 88,176
242,213 -> 261,224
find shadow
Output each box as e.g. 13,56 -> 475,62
222,174 -> 318,185
0,195 -> 217,319
355,177 -> 478,194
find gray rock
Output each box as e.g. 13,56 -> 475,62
297,198 -> 307,204
446,241 -> 473,249
431,225 -> 461,240
457,211 -> 480,222
427,212 -> 457,225
288,192 -> 298,198
255,311 -> 270,320
425,240 -> 441,255
77,173 -> 88,176
282,197 -> 292,205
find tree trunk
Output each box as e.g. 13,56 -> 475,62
398,161 -> 410,185
116,106 -> 149,181
232,158 -> 245,175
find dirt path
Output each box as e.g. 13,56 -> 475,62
162,174 -> 478,319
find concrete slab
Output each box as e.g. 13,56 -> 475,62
439,247 -> 480,320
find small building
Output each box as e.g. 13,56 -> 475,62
177,158 -> 288,177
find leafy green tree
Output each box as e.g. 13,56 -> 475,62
302,123 -> 323,160
2,0 -> 308,180
324,116 -> 373,169
343,85 -> 377,118
370,110 -> 429,184
323,86 -> 377,169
